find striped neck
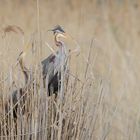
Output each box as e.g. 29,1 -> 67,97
54,33 -> 64,47
19,55 -> 29,85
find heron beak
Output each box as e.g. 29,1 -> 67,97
47,29 -> 52,32
17,51 -> 26,61
17,51 -> 23,60
59,32 -> 67,39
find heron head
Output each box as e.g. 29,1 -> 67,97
51,25 -> 65,34
48,25 -> 67,39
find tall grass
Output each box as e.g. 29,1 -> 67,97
0,28 -> 114,139
0,0 -> 140,140
0,32 -> 135,140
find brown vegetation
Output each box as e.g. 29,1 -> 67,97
0,0 -> 140,140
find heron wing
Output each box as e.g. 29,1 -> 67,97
41,53 -> 56,81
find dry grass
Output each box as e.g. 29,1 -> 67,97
0,0 -> 140,139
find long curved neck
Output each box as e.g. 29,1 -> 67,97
19,56 -> 29,85
54,33 -> 63,47
54,33 -> 68,57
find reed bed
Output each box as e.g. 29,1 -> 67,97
0,0 -> 140,140
0,31 -> 114,140
0,29 -> 139,140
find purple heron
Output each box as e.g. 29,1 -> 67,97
42,25 -> 68,96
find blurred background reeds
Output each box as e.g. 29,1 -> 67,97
0,0 -> 140,139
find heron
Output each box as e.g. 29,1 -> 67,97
42,25 -> 69,96
5,50 -> 31,119
0,51 -> 31,136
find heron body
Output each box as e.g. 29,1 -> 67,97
6,52 -> 30,119
42,25 -> 68,96
42,44 -> 67,96
9,88 -> 26,119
